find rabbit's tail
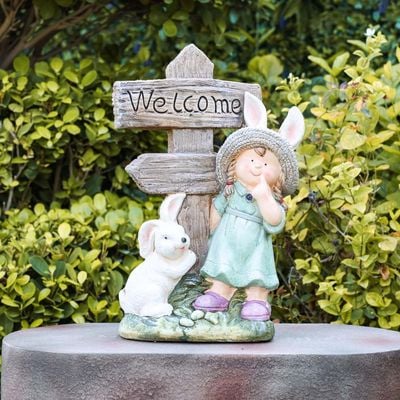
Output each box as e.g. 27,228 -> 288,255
118,288 -> 137,314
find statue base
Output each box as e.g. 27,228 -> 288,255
119,273 -> 274,342
119,313 -> 274,342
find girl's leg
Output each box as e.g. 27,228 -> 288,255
245,286 -> 269,301
208,278 -> 237,300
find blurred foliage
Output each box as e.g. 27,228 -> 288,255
272,31 -> 400,329
0,192 -> 159,337
0,0 -> 107,70
0,54 -> 166,210
2,0 -> 400,76
0,1 -> 400,354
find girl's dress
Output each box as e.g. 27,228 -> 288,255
200,181 -> 285,290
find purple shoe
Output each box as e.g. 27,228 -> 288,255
240,300 -> 271,321
193,291 -> 229,312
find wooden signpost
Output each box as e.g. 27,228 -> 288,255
113,44 -> 261,269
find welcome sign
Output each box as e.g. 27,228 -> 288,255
112,44 -> 261,270
113,79 -> 261,129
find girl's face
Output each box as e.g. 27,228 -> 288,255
235,148 -> 282,189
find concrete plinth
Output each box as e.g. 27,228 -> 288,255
2,323 -> 400,400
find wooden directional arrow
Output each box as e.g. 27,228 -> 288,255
125,153 -> 219,195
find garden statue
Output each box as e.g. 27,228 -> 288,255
119,193 -> 196,317
117,91 -> 304,342
193,92 -> 305,321
114,44 -> 305,341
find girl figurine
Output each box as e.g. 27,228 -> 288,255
193,92 -> 304,321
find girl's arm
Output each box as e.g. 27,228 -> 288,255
210,204 -> 221,233
252,175 -> 283,226
209,192 -> 228,233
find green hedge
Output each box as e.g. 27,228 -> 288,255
0,192 -> 158,337
272,31 -> 400,327
0,54 -> 167,210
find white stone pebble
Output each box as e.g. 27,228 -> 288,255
179,317 -> 195,327
191,310 -> 205,320
205,312 -> 219,325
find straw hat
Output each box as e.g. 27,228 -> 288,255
216,93 -> 305,196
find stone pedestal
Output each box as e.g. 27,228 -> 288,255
2,323 -> 400,400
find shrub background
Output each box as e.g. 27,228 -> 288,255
0,0 -> 399,352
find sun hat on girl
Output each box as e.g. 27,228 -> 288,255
216,92 -> 305,196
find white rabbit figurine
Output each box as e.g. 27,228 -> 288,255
119,193 -> 196,317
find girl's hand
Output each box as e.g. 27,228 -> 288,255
251,174 -> 273,201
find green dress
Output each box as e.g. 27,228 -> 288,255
200,182 -> 285,290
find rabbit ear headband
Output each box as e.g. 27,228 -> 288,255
216,92 -> 305,195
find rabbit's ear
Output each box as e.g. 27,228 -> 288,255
138,220 -> 159,258
243,92 -> 268,129
279,106 -> 305,148
159,193 -> 186,222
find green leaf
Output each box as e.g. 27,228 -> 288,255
347,39 -> 368,52
94,193 -> 107,211
34,0 -> 56,19
35,61 -> 54,78
94,108 -> 105,121
47,80 -> 59,92
64,69 -> 79,83
303,273 -> 319,284
107,270 -> 124,297
308,56 -> 333,74
129,206 -> 144,226
2,296 -> 19,307
17,275 -> 30,286
36,126 -> 51,139
38,288 -> 51,302
330,199 -> 344,209
72,313 -> 85,324
9,103 -> 23,113
13,55 -> 30,74
378,236 -> 398,252
77,271 -> 87,285
340,129 -> 366,150
58,222 -> 71,239
21,282 -> 36,301
29,256 -> 50,277
318,300 -> 339,316
64,124 -> 81,134
79,58 -> 93,70
306,155 -> 324,170
31,319 -> 44,328
365,292 -> 385,307
81,70 -> 97,87
390,314 -> 400,328
332,52 -> 350,76
63,106 -> 79,123
3,118 -> 13,132
55,261 -> 66,278
17,76 -> 28,90
50,57 -> 63,73
6,272 -> 18,288
163,20 -> 178,37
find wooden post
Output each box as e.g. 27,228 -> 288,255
113,44 -> 261,272
166,45 -> 214,268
